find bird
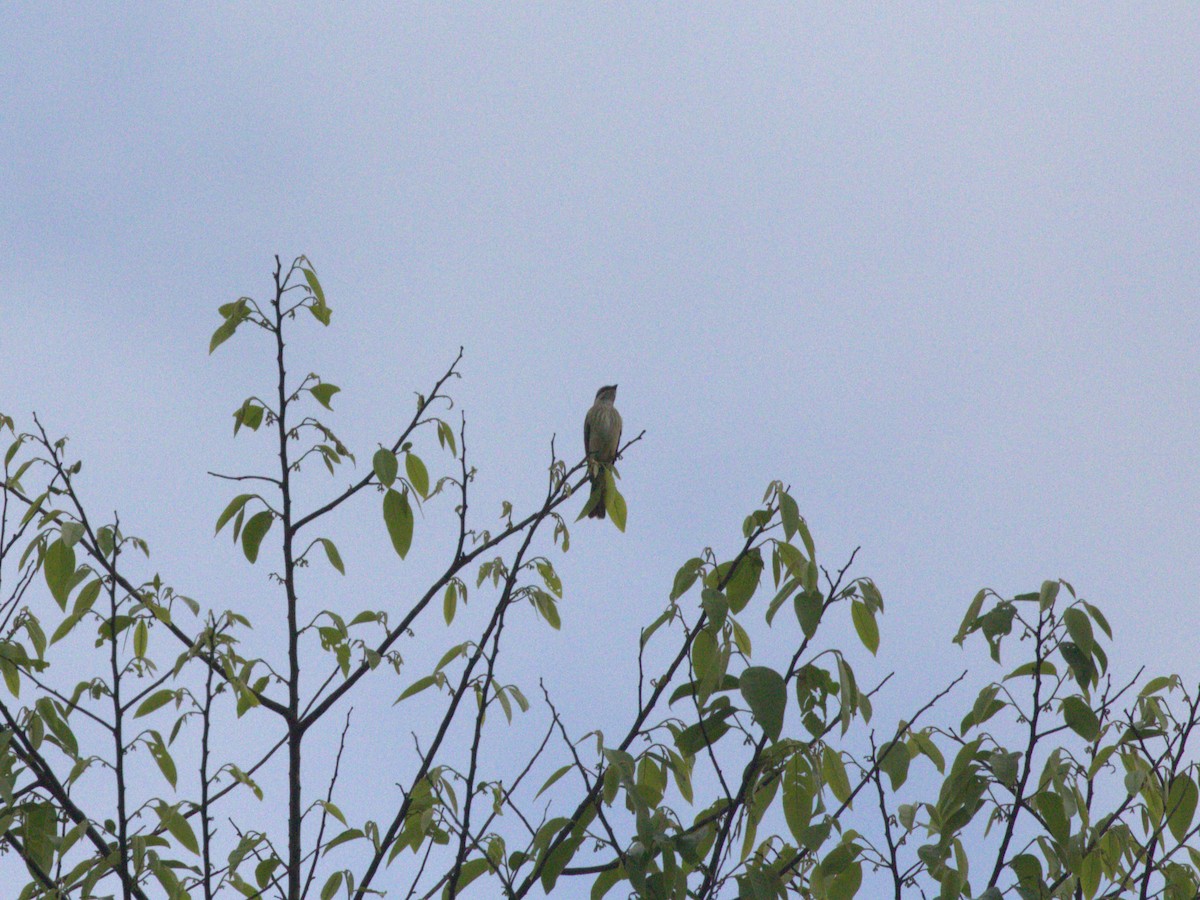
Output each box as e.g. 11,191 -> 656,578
584,384 -> 622,519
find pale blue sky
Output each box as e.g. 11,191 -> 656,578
3,5 -> 1199,894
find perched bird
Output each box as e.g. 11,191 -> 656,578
584,384 -> 622,519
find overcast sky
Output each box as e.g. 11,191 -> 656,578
3,5 -> 1199,894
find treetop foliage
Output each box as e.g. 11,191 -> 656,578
1,256 -> 1198,899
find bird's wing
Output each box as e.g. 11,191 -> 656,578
584,407 -> 593,457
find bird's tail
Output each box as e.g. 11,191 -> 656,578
587,467 -> 607,519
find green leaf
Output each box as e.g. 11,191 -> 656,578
1063,607 -> 1094,656
670,559 -> 702,601
827,861 -> 862,900
1035,791 -> 1069,844
731,618 -> 752,657
149,734 -> 178,789
383,488 -> 414,559
1078,850 -> 1102,900
675,708 -> 735,755
59,521 -> 85,548
133,620 -> 148,658
255,858 -> 281,889
953,588 -> 988,645
373,448 -> 398,486
782,755 -> 813,843
850,599 -> 879,655
156,803 -> 199,854
233,400 -> 264,435
434,642 -> 467,673
216,494 -> 254,535
1038,579 -> 1060,610
640,608 -> 673,649
302,267 -> 326,305
96,525 -> 115,557
1,659 -> 19,697
877,739 -> 911,791
323,828 -> 364,853
589,867 -> 624,900
1061,695 -> 1100,741
537,561 -> 562,598
605,470 -> 627,532
1139,675 -> 1177,697
766,577 -> 801,626
795,590 -> 824,638
209,317 -> 239,354
1004,659 -> 1058,680
20,802 -> 55,875
437,419 -> 458,457
822,744 -> 852,804
794,517 -> 816,561
537,764 -> 574,800
44,538 -> 76,608
691,628 -> 718,690
724,550 -> 763,613
534,589 -> 561,629
1083,600 -> 1113,639
241,511 -> 274,564
739,666 -> 786,741
308,298 -> 331,325
20,490 -> 47,528
540,834 -> 582,893
320,871 -> 343,900
989,750 -> 1020,788
405,452 -> 430,498
72,579 -> 102,617
135,690 -> 177,719
397,674 -> 438,703
310,383 -> 341,410
779,492 -> 800,540
576,487 -> 602,521
317,538 -> 345,575
701,588 -> 728,631
443,583 -> 457,625
317,801 -> 346,826
50,613 -> 82,646
962,685 -> 1003,733
1167,776 -> 1199,842
36,697 -> 77,757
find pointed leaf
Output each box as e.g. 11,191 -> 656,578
383,488 -> 413,559
302,267 -> 326,305
156,804 -> 199,854
372,449 -> 398,486
405,452 -> 429,498
241,511 -> 274,564
1062,695 -> 1100,741
822,745 -> 852,804
317,538 -> 345,575
740,666 -> 786,741
44,539 -> 76,608
1168,776 -> 1199,842
605,470 -> 627,532
310,383 -> 340,410
850,600 -> 879,655
135,690 -> 177,719
59,521 -> 85,547
1063,607 -> 1094,656
779,492 -> 800,540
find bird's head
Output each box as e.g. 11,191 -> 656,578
595,384 -> 618,404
